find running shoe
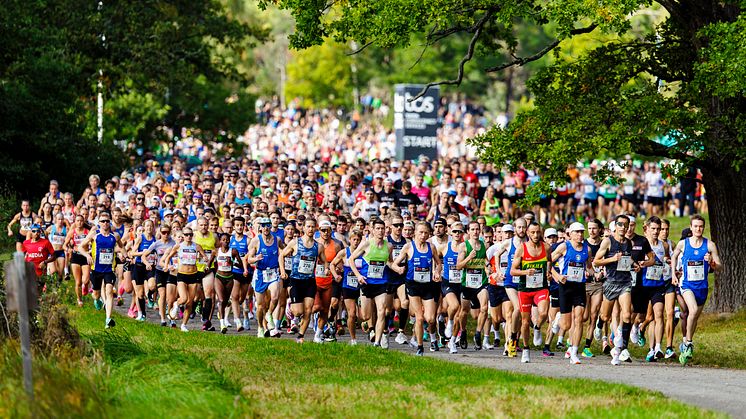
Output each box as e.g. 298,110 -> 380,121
521,349 -> 530,363
369,330 -> 376,342
445,320 -> 453,339
620,349 -> 632,363
82,285 -> 89,297
395,332 -> 407,345
448,339 -> 458,354
665,348 -> 676,359
679,343 -> 693,365
236,321 -> 244,332
160,321 -> 167,327
381,333 -> 389,349
258,327 -> 265,338
416,347 -> 424,356
542,348 -> 555,357
313,333 -> 323,344
533,328 -> 543,347
180,324 -> 189,332
221,325 -> 228,334
637,335 -> 646,347
655,350 -> 665,360
169,303 -> 179,320
127,307 -> 137,318
593,325 -> 602,341
581,348 -> 594,358
361,321 -> 370,333
243,318 -> 250,331
225,319 -> 233,328
290,324 -> 299,334
136,315 -> 146,322
613,331 -> 623,349
116,296 -> 123,307
564,349 -> 571,359
602,337 -> 611,355
610,347 -> 621,366
77,299 -> 84,307
423,330 -> 430,342
551,316 -> 560,334
483,337 -> 494,350
170,320 -> 176,328
430,341 -> 438,352
409,335 -> 418,348
630,325 -> 639,346
507,340 -> 517,358
459,330 -> 468,350
646,349 -> 656,362
270,328 -> 281,338
474,332 -> 483,351
349,339 -> 357,346
296,336 -> 304,344
105,318 -> 116,329
556,341 -> 566,351
324,333 -> 337,343
494,336 -> 501,348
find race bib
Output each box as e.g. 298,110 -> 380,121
218,256 -> 232,272
263,268 -> 279,283
624,185 -> 634,195
648,185 -> 660,196
526,268 -> 544,288
346,272 -> 359,288
414,267 -> 431,283
99,248 -> 113,265
504,186 -> 516,196
392,248 -> 402,260
663,264 -> 672,279
465,269 -> 482,288
617,255 -> 632,272
646,265 -> 663,281
201,249 -> 213,264
51,235 -> 64,245
448,268 -> 462,284
181,249 -> 197,265
314,263 -> 326,277
298,256 -> 315,274
687,261 -> 705,281
284,257 -> 293,272
584,184 -> 594,194
479,177 -> 489,187
368,261 -> 385,279
566,262 -> 585,282
146,252 -> 157,265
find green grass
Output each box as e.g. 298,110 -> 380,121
0,303 -> 721,419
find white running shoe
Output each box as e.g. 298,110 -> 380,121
449,339 -> 458,354
395,332 -> 407,345
265,312 -> 274,327
521,349 -> 530,363
257,327 -> 265,338
180,324 -> 189,333
224,319 -> 232,328
445,320 -> 453,338
593,325 -> 602,341
619,348 -> 631,362
533,328 -> 543,347
369,330 -> 376,342
381,333 -> 389,349
565,349 -> 571,359
630,325 -> 639,345
243,318 -> 250,331
313,333 -> 324,343
570,354 -> 581,365
169,303 -> 179,320
611,347 -> 621,365
409,335 -> 418,348
613,330 -> 623,348
349,339 -> 357,346
483,337 -> 494,350
551,315 -> 561,334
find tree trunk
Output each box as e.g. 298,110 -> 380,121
700,165 -> 746,312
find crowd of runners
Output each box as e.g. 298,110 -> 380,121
9,145 -> 719,367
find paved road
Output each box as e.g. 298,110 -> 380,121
112,298 -> 746,418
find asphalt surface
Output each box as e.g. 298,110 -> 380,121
112,296 -> 746,418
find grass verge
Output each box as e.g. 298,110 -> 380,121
0,304 -> 719,418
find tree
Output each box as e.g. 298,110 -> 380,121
264,0 -> 746,311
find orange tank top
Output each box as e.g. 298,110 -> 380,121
315,240 -> 337,288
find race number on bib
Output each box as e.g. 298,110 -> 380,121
414,267 -> 431,283
584,184 -> 594,194
566,262 -> 585,282
315,263 -> 326,277
181,250 -> 197,265
298,256 -> 315,274
392,249 -> 402,261
646,265 -> 664,281
218,257 -> 232,271
99,248 -> 114,265
51,235 -> 64,245
504,186 -> 516,196
263,268 -> 279,283
526,269 -> 544,288
346,272 -> 358,288
368,261 -> 385,279
284,257 -> 293,272
617,255 -> 633,272
687,261 -> 705,281
448,269 -> 462,284
465,269 -> 482,288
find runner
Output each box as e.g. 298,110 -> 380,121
496,218 -> 528,357
671,214 -> 722,365
22,223 -> 55,279
213,233 -> 247,333
229,216 -> 251,332
246,217 -> 282,338
330,229 -> 364,345
639,216 -> 670,361
65,215 -> 91,306
77,213 -> 125,329
593,214 -> 636,365
510,222 -> 553,363
141,224 -> 176,326
386,215 -> 410,345
551,222 -> 593,364
392,222 -> 443,356
581,219 -> 605,357
46,213 -> 67,278
440,221 -> 464,353
455,221 -> 490,351
193,216 -> 218,331
130,219 -> 156,321
312,219 -> 343,343
7,200 -> 37,252
349,218 -> 394,348
161,226 -> 209,332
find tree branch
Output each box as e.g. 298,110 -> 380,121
346,40 -> 374,55
410,9 -> 496,101
485,24 -> 598,72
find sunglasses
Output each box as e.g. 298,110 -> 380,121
183,233 -> 193,237
31,229 -> 40,233
616,222 -> 629,227
452,230 -> 463,234
165,200 -> 174,204
260,223 -> 271,228
320,228 -> 331,233
392,223 -> 403,228
100,219 -> 111,223
160,230 -> 170,234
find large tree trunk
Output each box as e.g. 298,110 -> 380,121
700,165 -> 746,312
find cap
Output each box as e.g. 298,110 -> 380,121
374,173 -> 383,179
258,217 -> 271,225
303,186 -> 314,194
193,193 -> 202,199
319,220 -> 332,229
163,210 -> 173,217
501,224 -> 515,233
448,190 -> 457,197
544,228 -> 558,238
288,164 -> 297,172
30,223 -> 41,231
433,218 -> 447,227
313,164 -> 322,173
568,222 -> 585,232
404,221 -> 415,228
383,178 -> 393,184
260,180 -> 269,187
380,202 -> 390,208
391,161 -> 400,168
451,222 -> 464,232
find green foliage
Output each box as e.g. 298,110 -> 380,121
286,41 -> 355,108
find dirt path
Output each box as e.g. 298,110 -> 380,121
111,299 -> 746,417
